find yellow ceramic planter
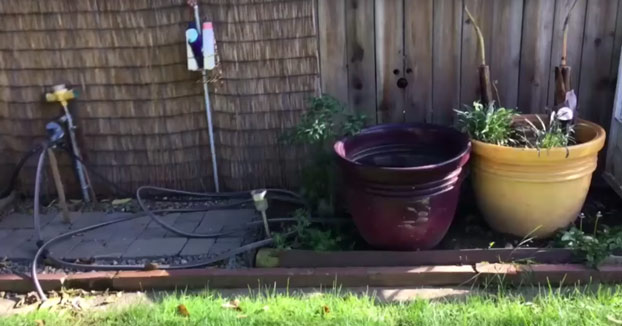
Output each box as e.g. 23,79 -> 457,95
471,116 -> 606,238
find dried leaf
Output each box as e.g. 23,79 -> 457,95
177,304 -> 190,317
322,305 -> 330,314
222,299 -> 241,311
111,198 -> 132,206
34,320 -> 45,326
25,292 -> 40,305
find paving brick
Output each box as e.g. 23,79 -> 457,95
90,236 -> 137,259
8,238 -> 38,260
138,227 -> 171,239
138,214 -> 181,239
175,212 -> 205,225
48,212 -> 111,229
164,212 -> 204,237
146,213 -> 181,228
0,274 -> 65,293
0,213 -> 55,229
65,239 -> 110,260
47,235 -> 87,259
0,229 -> 33,257
166,222 -> 199,237
195,211 -> 228,234
39,224 -> 72,240
209,237 -> 244,256
84,216 -> 149,244
222,209 -> 257,229
179,238 -> 215,256
65,272 -> 117,290
122,238 -> 188,258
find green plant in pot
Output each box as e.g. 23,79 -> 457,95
455,6 -> 606,238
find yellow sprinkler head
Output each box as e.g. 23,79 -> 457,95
45,84 -> 78,107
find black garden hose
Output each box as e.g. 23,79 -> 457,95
0,144 -> 43,199
29,148 -> 311,301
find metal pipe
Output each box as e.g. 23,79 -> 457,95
192,3 -> 220,192
61,103 -> 91,202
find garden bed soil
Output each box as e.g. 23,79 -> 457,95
262,176 -> 622,268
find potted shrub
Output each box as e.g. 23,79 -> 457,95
456,7 -> 606,238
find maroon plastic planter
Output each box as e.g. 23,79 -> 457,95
334,123 -> 471,250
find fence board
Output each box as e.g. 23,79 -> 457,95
404,0 -> 433,122
489,0 -> 523,109
432,0 -> 462,125
547,0 -> 587,108
318,0 -> 348,103
375,0 -> 404,123
346,0 -> 376,122
578,0 -> 619,127
518,0 -> 555,114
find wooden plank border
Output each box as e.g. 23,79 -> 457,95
255,248 -> 578,268
3,264 -> 622,293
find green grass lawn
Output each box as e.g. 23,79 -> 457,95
4,285 -> 622,326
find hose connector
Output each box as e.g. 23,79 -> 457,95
251,189 -> 270,237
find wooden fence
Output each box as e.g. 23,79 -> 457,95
3,0 -> 622,196
318,0 -> 622,129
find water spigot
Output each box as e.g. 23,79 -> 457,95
251,189 -> 270,237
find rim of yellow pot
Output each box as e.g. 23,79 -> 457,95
470,115 -> 606,163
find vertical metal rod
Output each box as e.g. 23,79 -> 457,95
62,104 -> 91,202
193,4 -> 220,192
201,75 -> 220,192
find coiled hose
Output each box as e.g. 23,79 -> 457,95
29,146 -> 312,301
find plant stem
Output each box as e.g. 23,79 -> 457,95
465,6 -> 493,106
464,6 -> 486,66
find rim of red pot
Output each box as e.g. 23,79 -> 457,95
334,123 -> 472,172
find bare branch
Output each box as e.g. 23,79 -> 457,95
465,6 -> 486,66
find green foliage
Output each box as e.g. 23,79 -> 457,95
455,101 -> 518,146
455,102 -> 576,151
556,212 -> 622,267
273,209 -> 348,251
283,95 -> 366,214
516,113 -> 575,151
286,95 -> 365,147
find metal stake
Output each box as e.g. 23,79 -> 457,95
193,4 -> 220,192
61,103 -> 92,202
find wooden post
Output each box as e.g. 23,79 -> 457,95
479,65 -> 494,106
47,149 -> 70,224
83,166 -> 97,204
554,66 -> 572,106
